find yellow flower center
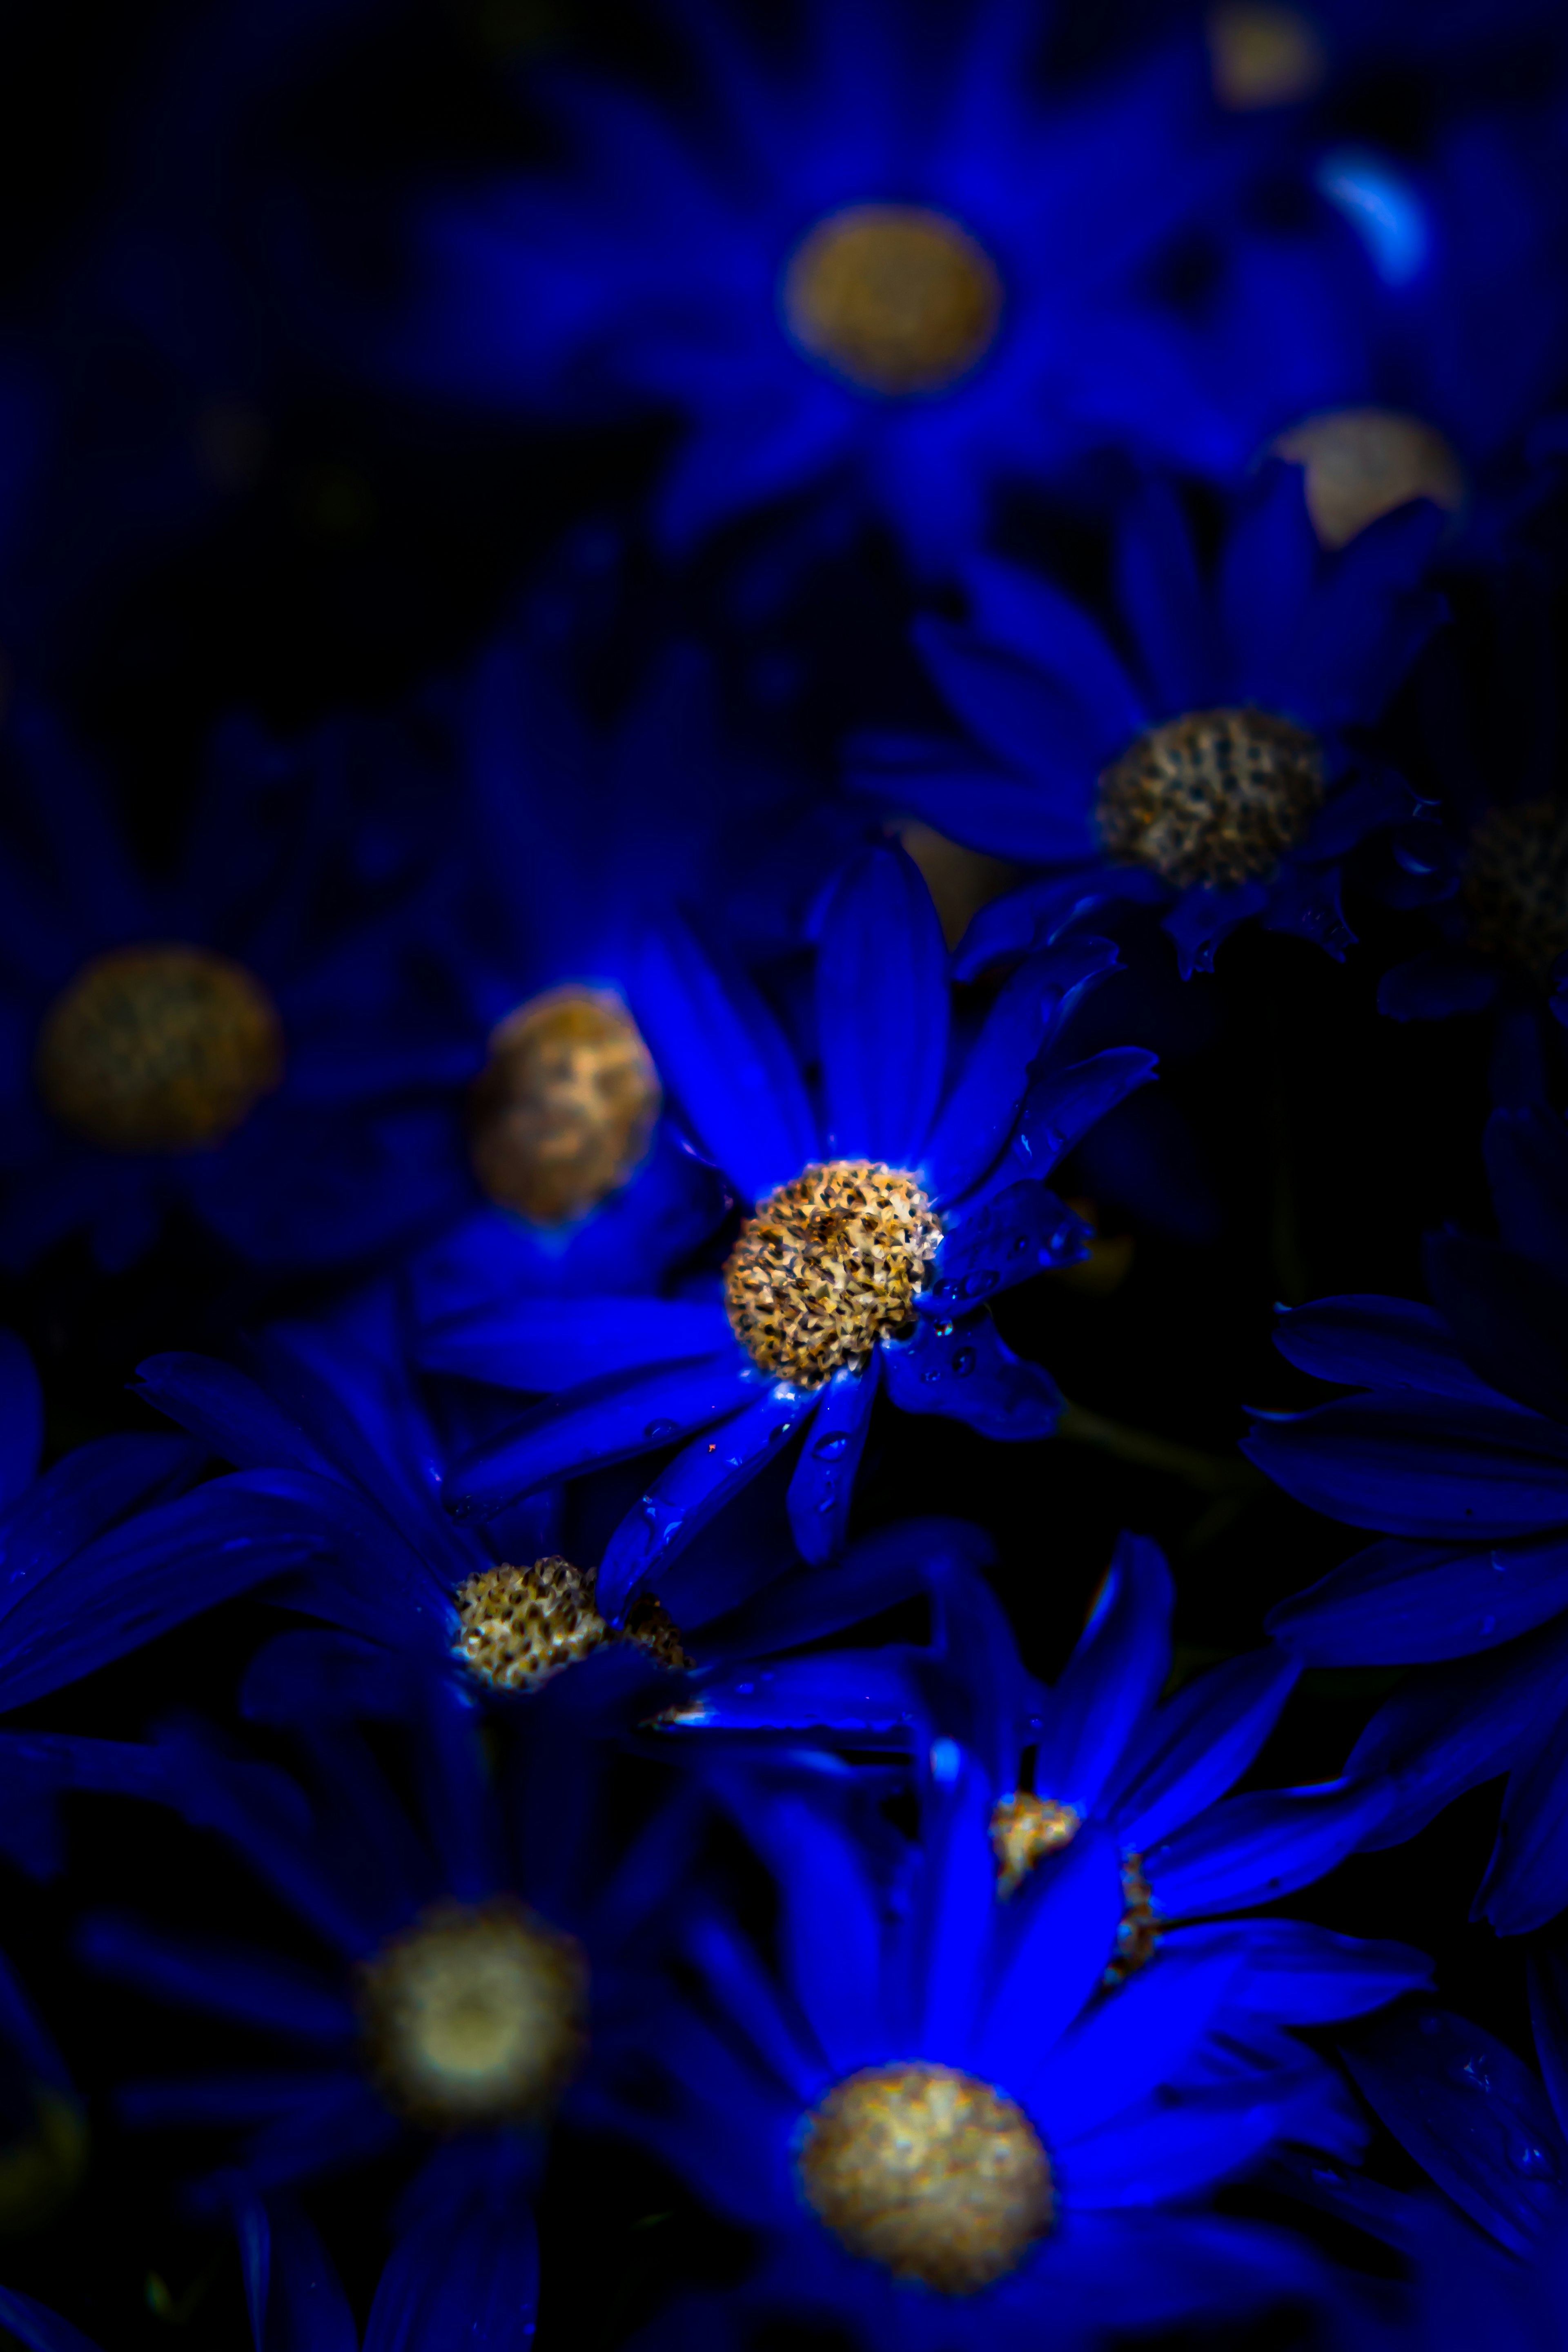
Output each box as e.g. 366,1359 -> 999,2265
357,1897 -> 586,2131
990,1793 -> 1083,1901
1272,408 -> 1464,550
35,944 -> 283,1152
1461,797 -> 1568,983
1207,4 -> 1327,109
782,205 -> 1002,396
452,1555 -> 689,1693
1094,707 -> 1325,891
468,985 -> 660,1226
795,2061 -> 1052,2294
723,1160 -> 942,1390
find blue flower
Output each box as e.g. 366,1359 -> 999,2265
378,1 -> 1307,565
27,1648 -> 680,2343
594,1728 -> 1422,2343
0,1330 -> 325,1781
132,1305 -> 1000,1739
0,698 -> 474,1274
434,844 -> 1155,1583
1245,1103 -> 1568,1931
850,464 -> 1448,976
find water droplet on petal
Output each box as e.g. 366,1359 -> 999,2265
951,1348 -> 977,1377
816,1487 -> 838,1514
961,1268 -> 998,1298
922,1368 -> 943,1385
660,1516 -> 684,1547
1492,1551 -> 1508,1572
932,1318 -> 955,1339
1510,2138 -> 1559,2181
1011,1232 -> 1030,1256
644,1418 -> 679,1441
813,1432 -> 850,1459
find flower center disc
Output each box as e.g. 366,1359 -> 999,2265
1462,797 -> 1568,982
468,986 -> 660,1226
1094,707 -> 1325,891
795,2061 -> 1052,2294
1272,406 -> 1464,549
453,1555 -> 689,1694
990,1793 -> 1082,1901
724,1160 -> 942,1390
35,944 -> 283,1152
782,205 -> 1002,396
358,1896 -> 587,2130
1207,3 -> 1327,109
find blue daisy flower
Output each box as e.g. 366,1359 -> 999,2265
132,1303 -> 1000,1740
0,1330 -> 329,1791
0,695 -> 474,1274
1286,1959 -> 1568,2352
590,1731 -> 1422,2345
849,463 -> 1448,977
24,1650 -> 685,2344
1244,1103 -> 1568,1932
434,844 -> 1156,1581
378,0 -> 1307,565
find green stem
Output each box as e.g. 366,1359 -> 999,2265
1056,1400 -> 1263,1496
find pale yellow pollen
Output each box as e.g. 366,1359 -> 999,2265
35,943 -> 283,1153
356,1896 -> 587,2132
795,2062 -> 1051,2294
1104,1855 -> 1162,1989
468,985 -> 660,1226
782,205 -> 1002,397
1207,4 -> 1327,109
723,1160 -> 942,1390
1461,797 -> 1568,984
452,1556 -> 689,1694
990,1793 -> 1082,1901
1272,408 -> 1465,551
1094,707 -> 1325,891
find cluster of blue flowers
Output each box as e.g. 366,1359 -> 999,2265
1,1 -> 1568,2343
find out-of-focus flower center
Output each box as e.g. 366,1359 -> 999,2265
453,1555 -> 689,1694
795,2061 -> 1052,2294
1207,3 -> 1327,108
724,1161 -> 942,1390
782,205 -> 1002,397
1095,708 -> 1325,892
468,985 -> 660,1226
357,1896 -> 587,2131
990,1793 -> 1082,1901
1272,407 -> 1464,550
0,2083 -> 88,2234
1461,798 -> 1568,983
35,944 -> 283,1153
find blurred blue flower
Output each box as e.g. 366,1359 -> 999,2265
378,0 -> 1306,565
1247,1104 -> 1568,1931
434,845 -> 1155,1578
851,466 -> 1447,976
0,698 -> 474,1274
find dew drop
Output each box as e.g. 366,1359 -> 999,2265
660,1516 -> 685,1547
735,1681 -> 754,1696
1011,1233 -> 1031,1257
1510,2138 -> 1559,2181
961,1269 -> 999,1298
951,1348 -> 977,1378
922,1368 -> 943,1385
813,1432 -> 850,1459
816,1488 -> 838,1514
644,1418 -> 679,1441
930,1737 -> 961,1784
1043,1127 -> 1065,1154
932,1318 -> 956,1339
1492,1551 -> 1508,1573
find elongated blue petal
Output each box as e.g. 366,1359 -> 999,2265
882,1307 -> 1061,1440
785,1361 -> 878,1565
923,957 -> 1065,1204
1114,1650 -> 1300,1850
845,731 -> 1095,864
0,1433 -> 200,1603
1271,1296 -> 1509,1405
448,1352 -> 752,1518
816,848 -> 947,1167
133,1354 -> 338,1478
1267,1530 -> 1568,1664
1146,1782 -> 1394,1919
916,1766 -> 995,2065
416,1294 -> 733,1390
1013,1049 -> 1159,1183
1161,1922 -> 1430,2024
686,1910 -> 818,2103
598,1382 -> 805,1618
1424,1232 -> 1568,1423
0,2286 -> 104,2352
760,1798 -> 884,2076
235,2191 -> 357,2352
1034,1532 -> 1173,1817
915,624 -> 1112,793
1061,2082 -> 1316,2208
929,1182 -> 1089,1311
1479,1704 -> 1568,1936
633,921 -> 815,1204
974,1826 -> 1123,2086
1487,1107 -> 1568,1286
959,555 -> 1145,748
77,1914 -> 354,2041
0,1333 -> 42,1510
669,1650 -> 923,1734
1243,1397 -> 1568,1538
363,2152 -> 540,2352
1031,1943 -> 1244,2138
710,1517 -> 987,1659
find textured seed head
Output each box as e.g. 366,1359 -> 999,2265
989,1793 -> 1083,1901
1272,406 -> 1464,550
1103,1854 -> 1161,1989
795,2062 -> 1052,2294
782,205 -> 1002,396
453,1556 -> 689,1695
724,1160 -> 942,1389
1461,798 -> 1568,984
1095,707 -> 1325,891
36,944 -> 283,1152
357,1897 -> 587,2132
468,986 -> 660,1226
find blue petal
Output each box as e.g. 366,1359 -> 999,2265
1145,1782 -> 1394,1919
1162,1922 -> 1430,2024
711,1516 -> 987,1659
0,2286 -> 105,2352
447,1352 -> 753,1519
923,955 -> 1075,1204
1057,2083 -> 1312,2208
416,1294 -> 734,1390
633,920 -> 815,1204
1267,1530 -> 1568,1664
756,1796 -> 884,2076
1341,2007 -> 1565,2257
1031,1942 -> 1245,2140
670,1651 -> 923,1735
1487,1107 -> 1568,1286
1114,1650 -> 1300,1850
1271,1296 -> 1507,1405
844,728 -> 1096,864
915,624 -> 1113,797
1114,481 -> 1215,713
0,1433 -> 200,1602
685,1909 -> 818,2103
1424,1231 -> 1568,1422
77,1914 -> 354,2041
1162,880 -> 1268,978
816,847 -> 947,1166
973,1826 -> 1124,2087
956,554 -> 1145,750
1011,1049 -> 1160,1186
363,2148 -> 539,2352
1479,1704 -> 1568,1936
1034,1532 -> 1173,1819
882,1308 -> 1061,1441
1242,1396 -> 1568,1538
1218,467 -> 1319,701
0,1333 -> 42,1510
1379,949 -> 1501,1021
1346,1632 -> 1568,1853
235,2191 -> 357,2352
133,1354 -> 338,1479
118,2071 -> 354,2132
785,1360 -> 879,1566
915,1766 -> 996,2066
953,873 -> 1163,981
597,1381 -> 806,1618
929,1182 -> 1089,1312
